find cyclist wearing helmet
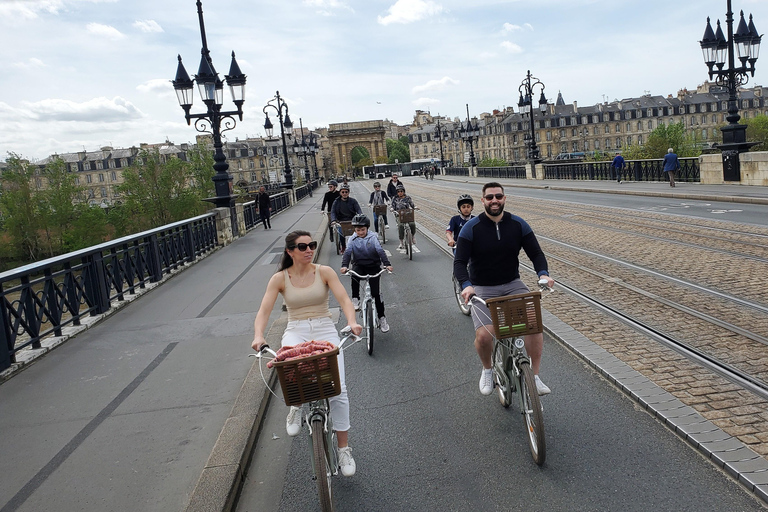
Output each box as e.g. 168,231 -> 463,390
390,184 -> 417,251
446,194 -> 475,252
331,183 -> 362,253
340,214 -> 393,332
322,180 -> 341,242
368,181 -> 390,230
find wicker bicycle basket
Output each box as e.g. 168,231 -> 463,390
397,209 -> 415,223
272,347 -> 342,406
339,221 -> 354,236
485,291 -> 543,339
373,204 -> 388,215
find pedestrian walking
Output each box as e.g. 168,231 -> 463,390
662,148 -> 680,187
256,185 -> 272,229
612,153 -> 626,183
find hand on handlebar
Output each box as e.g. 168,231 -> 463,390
340,267 -> 348,274
538,275 -> 554,292
460,285 -> 475,304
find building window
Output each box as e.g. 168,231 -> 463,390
109,160 -> 115,169
84,162 -> 91,170
615,124 -> 621,133
74,176 -> 80,185
571,128 -> 577,136
594,139 -> 600,150
626,122 -> 631,132
111,171 -> 117,180
101,187 -> 107,198
572,142 -> 578,151
702,129 -> 708,138
559,129 -> 565,138
604,125 -> 610,134
97,173 -> 104,182
96,161 -> 103,170
546,131 -> 552,141
86,174 -> 92,183
648,120 -> 654,129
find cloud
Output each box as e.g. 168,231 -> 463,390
500,41 -> 523,53
137,79 -> 173,95
0,0 -> 117,19
303,0 -> 353,14
412,97 -> 439,107
502,23 -> 521,33
86,22 -> 125,40
378,0 -> 442,26
411,76 -> 459,95
21,96 -> 144,122
12,58 -> 46,70
133,19 -> 163,33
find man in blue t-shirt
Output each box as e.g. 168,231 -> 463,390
446,194 -> 474,253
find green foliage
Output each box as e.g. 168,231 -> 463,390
585,150 -> 613,162
643,122 -> 701,158
37,157 -> 86,255
618,143 -> 646,161
115,149 -> 206,233
477,158 -> 508,167
350,146 -> 370,164
744,114 -> 768,151
0,154 -> 44,262
386,138 -> 410,164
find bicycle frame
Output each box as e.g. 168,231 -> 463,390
343,268 -> 389,355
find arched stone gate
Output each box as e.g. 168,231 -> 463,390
327,120 -> 387,176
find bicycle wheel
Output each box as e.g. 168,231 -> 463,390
311,417 -> 334,511
378,216 -> 386,244
493,341 -> 512,408
453,276 -> 471,316
366,300 -> 375,355
405,229 -> 413,260
519,362 -> 546,466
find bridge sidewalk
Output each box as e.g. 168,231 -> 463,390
0,193 -> 327,512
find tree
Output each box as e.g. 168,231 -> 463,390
36,157 -> 86,255
744,114 -> 768,151
0,154 -> 43,262
386,138 -> 410,164
644,122 -> 701,158
477,158 -> 507,167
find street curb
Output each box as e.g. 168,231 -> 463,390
184,217 -> 330,512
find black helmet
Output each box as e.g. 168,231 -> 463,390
328,180 -> 338,187
373,181 -> 381,188
351,214 -> 370,227
457,194 -> 474,209
396,184 -> 405,191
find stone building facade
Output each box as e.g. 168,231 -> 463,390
408,82 -> 768,166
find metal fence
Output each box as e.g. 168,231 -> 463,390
542,157 -> 700,182
444,167 -> 469,176
1,214 -> 218,370
477,166 -> 527,179
243,190 -> 292,230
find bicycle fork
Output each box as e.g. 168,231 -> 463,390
308,408 -> 339,477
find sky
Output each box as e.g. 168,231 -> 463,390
1,0 -> 767,162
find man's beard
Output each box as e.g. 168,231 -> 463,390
484,202 -> 504,216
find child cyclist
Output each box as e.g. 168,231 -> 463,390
446,194 -> 474,252
340,214 -> 394,333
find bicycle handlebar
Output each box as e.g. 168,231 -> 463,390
342,268 -> 391,279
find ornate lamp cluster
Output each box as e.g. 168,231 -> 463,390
699,1 -> 762,181
517,70 -> 547,163
293,118 -> 320,182
171,0 -> 246,215
433,117 -> 446,171
262,91 -> 295,188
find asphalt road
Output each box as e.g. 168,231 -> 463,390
236,198 -> 766,512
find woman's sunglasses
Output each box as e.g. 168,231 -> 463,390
484,193 -> 504,201
288,241 -> 318,251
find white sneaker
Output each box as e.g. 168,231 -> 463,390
338,446 -> 356,477
385,225 -> 390,229
351,298 -> 360,310
379,316 -> 389,333
286,406 -> 302,436
535,375 -> 551,396
397,243 -> 403,250
479,368 -> 493,395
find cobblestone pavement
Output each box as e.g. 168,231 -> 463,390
386,179 -> 768,459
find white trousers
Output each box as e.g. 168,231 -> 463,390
282,316 -> 350,431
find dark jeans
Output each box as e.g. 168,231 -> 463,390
260,209 -> 271,229
351,263 -> 385,318
372,211 -> 389,229
612,167 -> 623,182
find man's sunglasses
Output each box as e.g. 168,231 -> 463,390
484,193 -> 504,201
340,190 -> 349,193
288,241 -> 318,251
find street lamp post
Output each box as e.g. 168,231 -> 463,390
517,70 -> 548,163
171,0 -> 246,218
458,104 -> 479,168
308,134 -> 320,180
263,91 -> 294,188
292,118 -> 312,184
434,117 -> 446,174
700,1 -> 762,181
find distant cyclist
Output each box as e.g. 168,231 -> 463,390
340,214 -> 393,333
454,182 -> 554,397
446,194 -> 475,252
330,183 -> 362,253
368,181 -> 390,230
387,173 -> 404,198
322,180 -> 341,242
390,184 -> 417,251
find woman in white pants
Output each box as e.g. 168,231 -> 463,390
252,230 -> 362,476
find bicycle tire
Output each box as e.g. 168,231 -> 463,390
406,230 -> 413,260
311,417 -> 334,511
366,301 -> 375,355
378,216 -> 386,244
335,231 -> 342,255
493,341 -> 512,408
453,276 -> 471,316
519,362 -> 546,466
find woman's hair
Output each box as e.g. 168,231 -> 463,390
278,230 -> 312,271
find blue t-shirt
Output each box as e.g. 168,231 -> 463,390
447,214 -> 474,237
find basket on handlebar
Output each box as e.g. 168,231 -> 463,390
397,209 -> 415,223
339,221 -> 354,236
485,292 -> 543,338
373,204 -> 388,216
273,347 -> 342,406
